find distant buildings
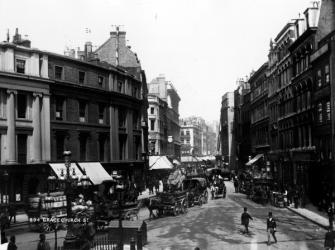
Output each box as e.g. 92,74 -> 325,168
0,28 -> 148,206
147,74 -> 181,159
180,116 -> 217,157
219,92 -> 235,168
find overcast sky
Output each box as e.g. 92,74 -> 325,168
0,0 -> 311,122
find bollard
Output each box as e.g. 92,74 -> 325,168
137,229 -> 143,250
130,237 -> 136,250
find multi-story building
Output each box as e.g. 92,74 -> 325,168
309,0 -> 335,204
233,79 -> 251,170
219,92 -> 235,169
180,119 -> 201,156
0,28 -> 148,206
147,74 -> 181,159
247,63 -> 269,172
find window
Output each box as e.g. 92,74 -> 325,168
56,134 -> 65,160
186,139 -> 190,144
99,136 -> 105,161
150,119 -> 155,131
119,134 -> 127,160
79,135 -> 87,161
98,104 -> 105,124
98,76 -> 104,86
132,86 -> 138,98
133,135 -> 141,160
79,100 -> 87,122
55,97 -> 64,120
17,134 -> 27,164
55,66 -> 63,79
327,101 -> 331,121
186,130 -> 190,136
16,59 -> 25,74
150,107 -> 154,114
318,102 -> 323,123
325,65 -> 330,84
17,94 -> 27,119
79,71 -> 85,84
118,108 -> 126,128
117,81 -> 123,93
133,111 -> 139,130
317,69 -> 322,87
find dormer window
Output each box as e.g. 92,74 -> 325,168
16,59 -> 25,74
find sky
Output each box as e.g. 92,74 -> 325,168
0,0 -> 312,122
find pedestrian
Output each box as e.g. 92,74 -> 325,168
37,233 -> 50,250
7,236 -> 17,250
328,203 -> 335,229
325,226 -> 335,250
266,212 -> 277,245
234,177 -> 239,193
8,203 -> 16,225
0,231 -> 7,244
241,207 -> 253,234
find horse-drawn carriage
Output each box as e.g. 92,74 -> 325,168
210,178 -> 226,199
182,177 -> 208,207
149,191 -> 188,217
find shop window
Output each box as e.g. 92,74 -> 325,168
16,59 -> 25,74
17,94 -> 27,119
78,71 -> 85,84
55,66 -> 63,80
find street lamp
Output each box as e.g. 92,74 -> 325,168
115,179 -> 125,250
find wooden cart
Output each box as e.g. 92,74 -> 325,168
150,191 -> 188,216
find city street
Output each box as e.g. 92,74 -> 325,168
145,182 -> 325,250
4,181 -> 326,250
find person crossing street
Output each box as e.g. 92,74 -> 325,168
241,207 -> 253,234
267,212 -> 277,245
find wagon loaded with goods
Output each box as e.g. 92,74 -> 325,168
148,169 -> 188,217
182,177 -> 208,206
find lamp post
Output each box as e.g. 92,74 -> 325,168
0,170 -> 9,244
116,180 -> 124,250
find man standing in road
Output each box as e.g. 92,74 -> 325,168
241,207 -> 253,234
324,226 -> 335,250
328,203 -> 335,229
267,212 -> 277,245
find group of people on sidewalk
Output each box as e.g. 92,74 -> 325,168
240,207 -> 277,246
1,233 -> 51,250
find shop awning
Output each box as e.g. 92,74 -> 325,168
173,159 -> 181,166
49,163 -> 83,179
78,162 -> 114,185
149,156 -> 174,170
245,154 -> 264,166
181,156 -> 199,163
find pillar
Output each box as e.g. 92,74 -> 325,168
308,125 -> 312,147
32,93 -> 42,162
6,89 -> 16,164
41,94 -> 51,161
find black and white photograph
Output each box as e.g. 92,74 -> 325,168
0,0 -> 334,249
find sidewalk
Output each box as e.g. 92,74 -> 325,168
287,203 -> 329,229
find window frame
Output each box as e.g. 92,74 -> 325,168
79,100 -> 87,122
54,65 -> 63,80
78,71 -> 86,84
